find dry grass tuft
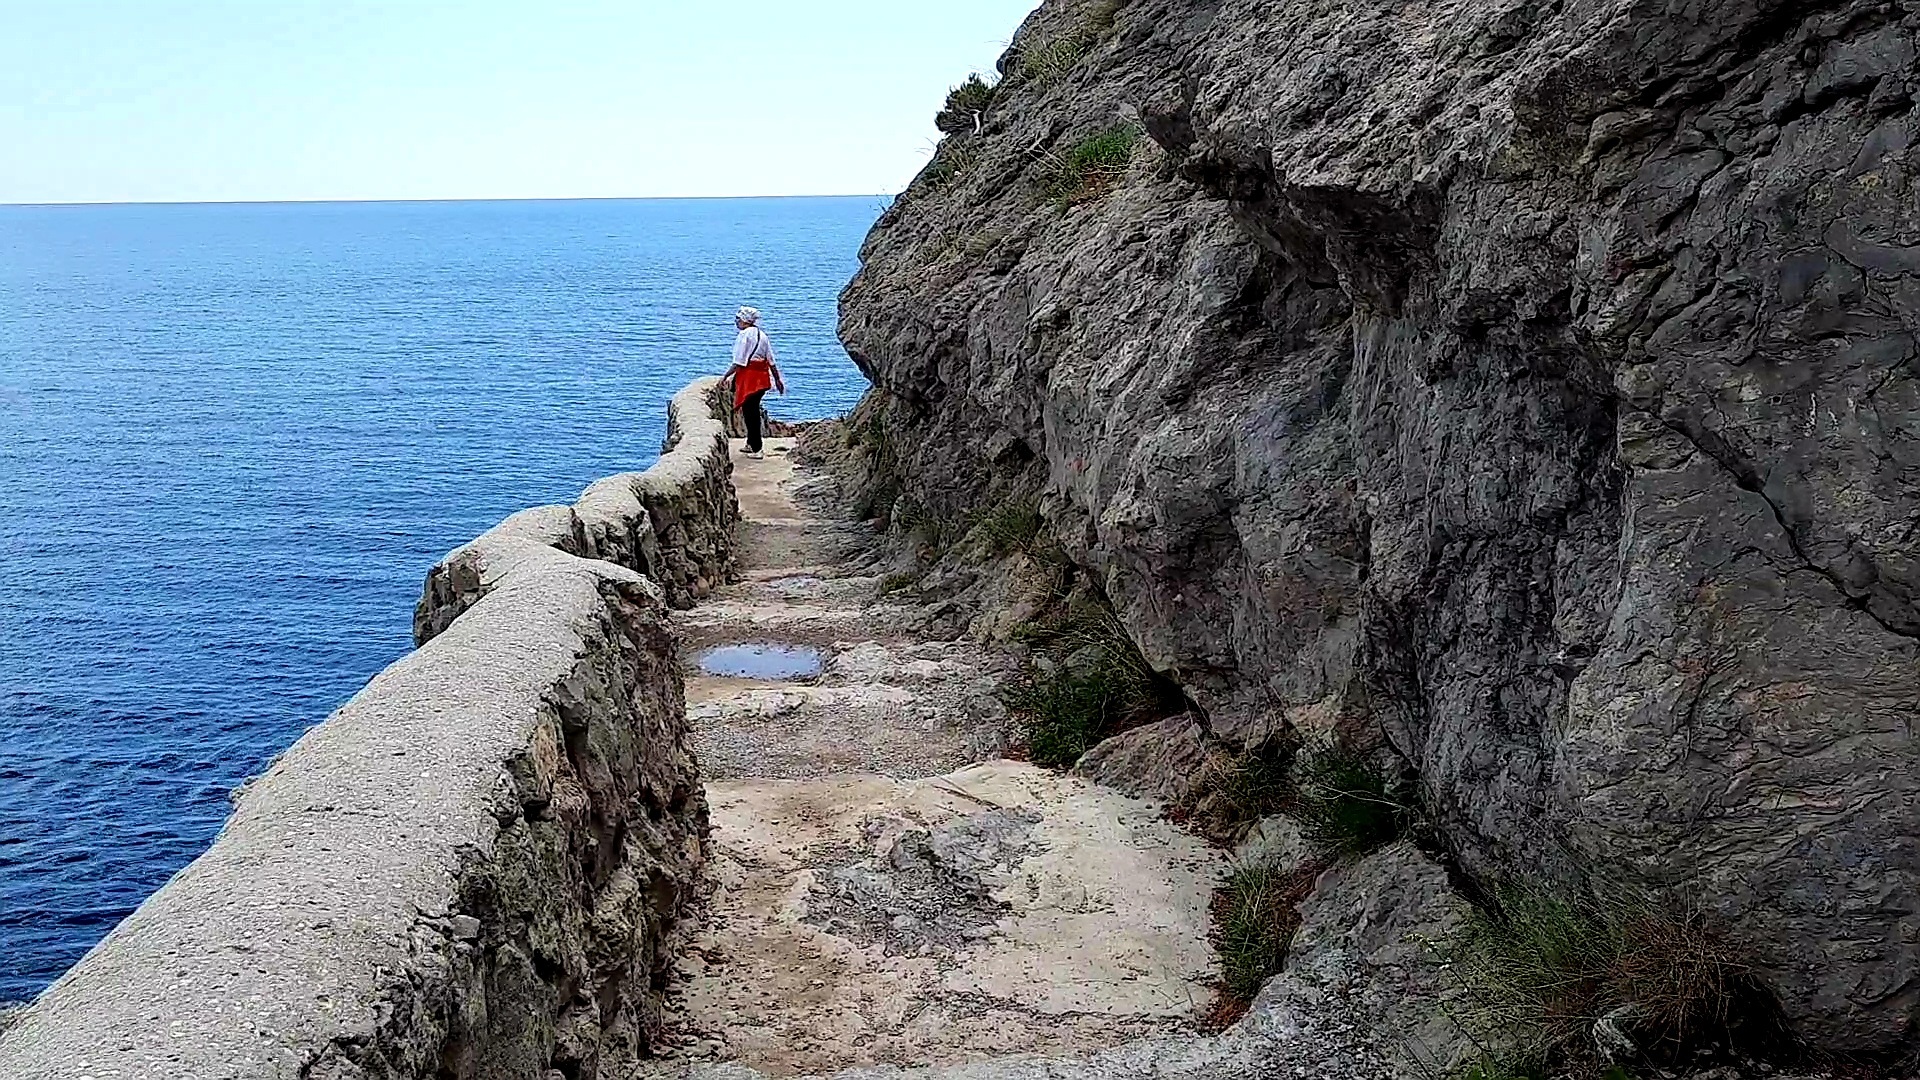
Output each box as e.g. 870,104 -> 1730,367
1018,33 -> 1092,86
921,138 -> 982,191
1292,749 -> 1409,860
1454,886 -> 1766,1073
1212,859 -> 1322,1005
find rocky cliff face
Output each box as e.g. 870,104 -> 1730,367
839,0 -> 1920,1055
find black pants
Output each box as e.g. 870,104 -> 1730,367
743,390 -> 767,453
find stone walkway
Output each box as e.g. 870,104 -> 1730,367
648,438 -> 1230,1079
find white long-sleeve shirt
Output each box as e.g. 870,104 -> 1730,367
733,326 -> 774,367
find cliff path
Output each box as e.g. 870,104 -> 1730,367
638,439 -> 1392,1079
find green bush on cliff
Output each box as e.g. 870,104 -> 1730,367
977,498 -> 1070,569
1036,125 -> 1139,205
979,498 -> 1044,556
935,73 -> 997,135
848,407 -> 905,523
1006,669 -> 1118,768
1007,603 -> 1160,768
1012,605 -> 1154,686
895,496 -> 966,553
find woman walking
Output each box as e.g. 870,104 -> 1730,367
726,306 -> 785,459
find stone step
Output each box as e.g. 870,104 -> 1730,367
652,764 -> 1232,1077
669,442 -> 1253,1077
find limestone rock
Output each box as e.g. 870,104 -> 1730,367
837,0 -> 1920,1052
1260,841 -> 1477,1076
1073,714 -> 1212,804
1233,815 -> 1309,874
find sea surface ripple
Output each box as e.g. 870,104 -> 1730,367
0,196 -> 879,1000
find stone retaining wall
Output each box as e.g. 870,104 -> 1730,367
416,378 -> 740,642
0,379 -> 736,1080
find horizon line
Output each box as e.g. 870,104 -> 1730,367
0,192 -> 896,209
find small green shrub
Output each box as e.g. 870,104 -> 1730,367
878,571 -> 920,596
1216,860 -> 1316,1001
1036,125 -> 1140,204
895,497 -> 965,553
1019,33 -> 1092,86
979,499 -> 1044,556
1293,749 -> 1408,859
1007,669 -> 1117,768
936,73 -> 997,135
852,415 -> 903,522
1013,604 -> 1154,687
1005,602 -> 1160,768
1454,887 -> 1759,1073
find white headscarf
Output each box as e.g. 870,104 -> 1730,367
736,306 -> 761,326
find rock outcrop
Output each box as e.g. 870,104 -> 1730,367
0,381 -> 733,1079
838,0 -> 1920,1055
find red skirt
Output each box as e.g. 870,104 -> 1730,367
733,358 -> 773,409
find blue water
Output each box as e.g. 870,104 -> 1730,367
0,197 -> 879,1001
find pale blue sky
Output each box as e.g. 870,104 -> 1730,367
0,1 -> 1041,204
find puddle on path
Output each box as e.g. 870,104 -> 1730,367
697,642 -> 824,680
763,575 -> 825,596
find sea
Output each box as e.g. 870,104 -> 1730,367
0,196 -> 882,1002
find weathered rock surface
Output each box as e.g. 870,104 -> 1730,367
1267,842 -> 1478,1076
677,442 -> 1014,782
0,382 -> 733,1078
664,997 -> 1399,1080
838,0 -> 1920,1054
1071,713 -> 1214,805
671,766 -> 1226,1078
1233,815 -> 1310,873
